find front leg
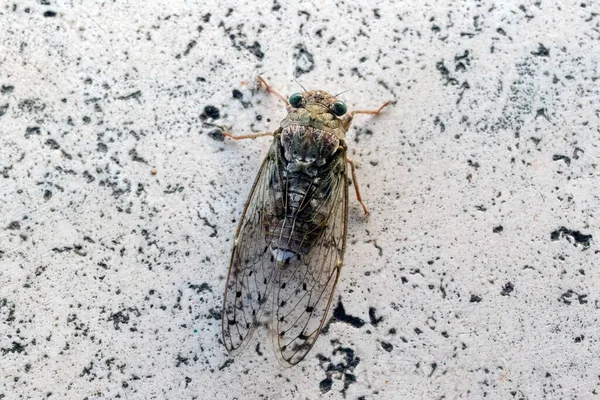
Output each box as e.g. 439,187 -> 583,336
221,131 -> 273,140
342,101 -> 391,131
346,157 -> 369,216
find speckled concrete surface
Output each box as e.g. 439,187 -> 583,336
1,0 -> 599,399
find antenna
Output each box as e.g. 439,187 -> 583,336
335,89 -> 353,97
294,79 -> 307,92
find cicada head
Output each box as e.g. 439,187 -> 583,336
281,90 -> 349,137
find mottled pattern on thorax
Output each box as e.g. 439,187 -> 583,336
264,126 -> 344,261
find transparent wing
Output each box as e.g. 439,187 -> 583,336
222,140 -> 282,355
272,151 -> 349,366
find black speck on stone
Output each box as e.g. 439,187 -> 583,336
531,43 -> 550,57
83,171 -> 95,183
368,307 -> 383,326
470,294 -> 482,303
232,89 -> 243,99
202,13 -> 211,22
333,298 -> 365,328
551,227 -> 592,249
1,85 -> 14,94
493,225 -> 503,233
380,341 -> 393,352
43,190 -> 52,201
183,40 -> 197,56
208,129 -> 225,142
43,11 -> 57,17
189,283 -> 212,294
25,126 -> 40,138
7,221 -> 21,230
45,138 -> 60,150
203,105 -> 220,119
559,290 -> 588,305
245,41 -> 264,59
552,154 -> 571,166
319,377 -> 333,393
501,282 -> 514,296
293,43 -> 315,77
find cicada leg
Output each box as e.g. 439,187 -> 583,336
342,101 -> 391,131
351,100 -> 392,116
221,131 -> 273,140
346,157 -> 369,216
257,76 -> 290,110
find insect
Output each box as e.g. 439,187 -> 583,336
221,76 -> 390,366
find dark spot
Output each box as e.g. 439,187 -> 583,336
536,108 -> 550,121
183,40 -> 197,56
117,91 -> 141,101
203,105 -> 220,119
332,298 -> 365,328
128,148 -> 147,163
560,290 -> 588,305
1,85 -> 15,94
232,89 -> 243,99
24,126 -> 40,139
97,142 -> 108,153
319,377 -> 333,393
293,44 -> 315,77
218,359 -> 234,371
470,294 -> 482,303
1,342 -> 27,355
551,227 -> 592,250
7,221 -> 20,230
531,43 -> 550,57
0,104 -> 9,117
208,129 -> 225,141
501,282 -> 514,296
493,225 -> 503,233
189,283 -> 212,294
45,138 -> 60,150
467,159 -> 480,169
245,41 -> 264,59
380,341 -> 393,352
552,154 -> 571,166
43,10 -> 56,17
368,307 -> 383,326
83,171 -> 95,183
43,190 -> 52,201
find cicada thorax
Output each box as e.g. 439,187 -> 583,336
264,122 -> 345,266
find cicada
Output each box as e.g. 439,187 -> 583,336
221,77 -> 390,366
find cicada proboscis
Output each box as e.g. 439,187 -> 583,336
221,76 -> 390,366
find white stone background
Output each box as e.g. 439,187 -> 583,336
1,0 -> 599,398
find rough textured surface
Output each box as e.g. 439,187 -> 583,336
1,0 -> 599,398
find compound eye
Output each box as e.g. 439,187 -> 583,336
289,93 -> 303,108
331,100 -> 347,116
